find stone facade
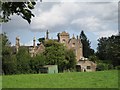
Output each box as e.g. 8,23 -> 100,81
58,31 -> 83,61
29,42 -> 45,57
76,58 -> 97,72
15,30 -> 97,72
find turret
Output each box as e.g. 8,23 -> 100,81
58,31 -> 69,44
46,30 -> 49,40
16,36 -> 20,53
33,37 -> 36,48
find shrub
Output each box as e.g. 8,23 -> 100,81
96,63 -> 111,71
115,66 -> 120,70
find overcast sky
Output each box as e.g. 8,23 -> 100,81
2,1 -> 118,51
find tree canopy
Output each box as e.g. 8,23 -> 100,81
80,31 -> 94,58
1,1 -> 36,23
44,40 -> 76,72
97,35 -> 120,66
16,47 -> 31,74
1,33 -> 16,74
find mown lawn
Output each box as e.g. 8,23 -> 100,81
2,70 -> 119,88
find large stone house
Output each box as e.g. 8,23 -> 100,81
15,30 -> 97,72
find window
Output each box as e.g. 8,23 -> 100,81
72,43 -> 75,47
87,66 -> 91,69
62,39 -> 65,43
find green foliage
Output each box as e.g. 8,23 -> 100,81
97,37 -> 108,60
88,55 -> 114,71
16,47 -> 31,74
80,31 -> 94,58
44,40 -> 66,72
2,49 -> 17,75
2,70 -> 118,88
65,49 -> 76,71
30,54 -> 46,73
1,33 -> 15,75
1,33 -> 11,47
96,60 -> 114,71
38,37 -> 45,43
1,1 -> 36,23
115,66 -> 120,70
97,63 -> 108,71
44,40 -> 76,72
89,55 -> 99,63
0,35 -> 1,58
97,35 -> 120,66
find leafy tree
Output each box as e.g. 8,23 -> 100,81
44,40 -> 77,72
16,47 -> 31,74
44,40 -> 67,72
1,33 -> 17,74
38,37 -> 45,43
80,31 -> 94,58
30,53 -> 46,73
97,35 -> 120,66
96,37 -> 108,60
65,49 -> 76,71
1,33 -> 11,48
3,54 -> 17,75
96,62 -> 113,71
89,55 -> 99,63
1,1 -> 36,23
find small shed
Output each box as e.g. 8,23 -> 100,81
39,65 -> 58,74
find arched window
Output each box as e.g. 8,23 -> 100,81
62,39 -> 66,43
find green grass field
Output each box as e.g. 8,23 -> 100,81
2,70 -> 119,88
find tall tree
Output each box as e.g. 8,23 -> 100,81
97,37 -> 108,60
97,35 -> 120,66
1,1 -> 36,23
1,33 -> 17,75
30,53 -> 46,73
16,47 -> 31,74
65,49 -> 76,70
44,40 -> 67,72
44,40 -> 76,72
80,31 -> 94,58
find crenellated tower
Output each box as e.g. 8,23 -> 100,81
58,31 -> 70,47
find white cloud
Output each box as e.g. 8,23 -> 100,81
31,2 -> 81,31
94,30 -> 118,38
3,2 -> 118,50
30,2 -> 118,38
71,16 -> 101,31
43,0 -> 119,2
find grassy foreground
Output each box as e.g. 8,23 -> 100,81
2,70 -> 119,88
